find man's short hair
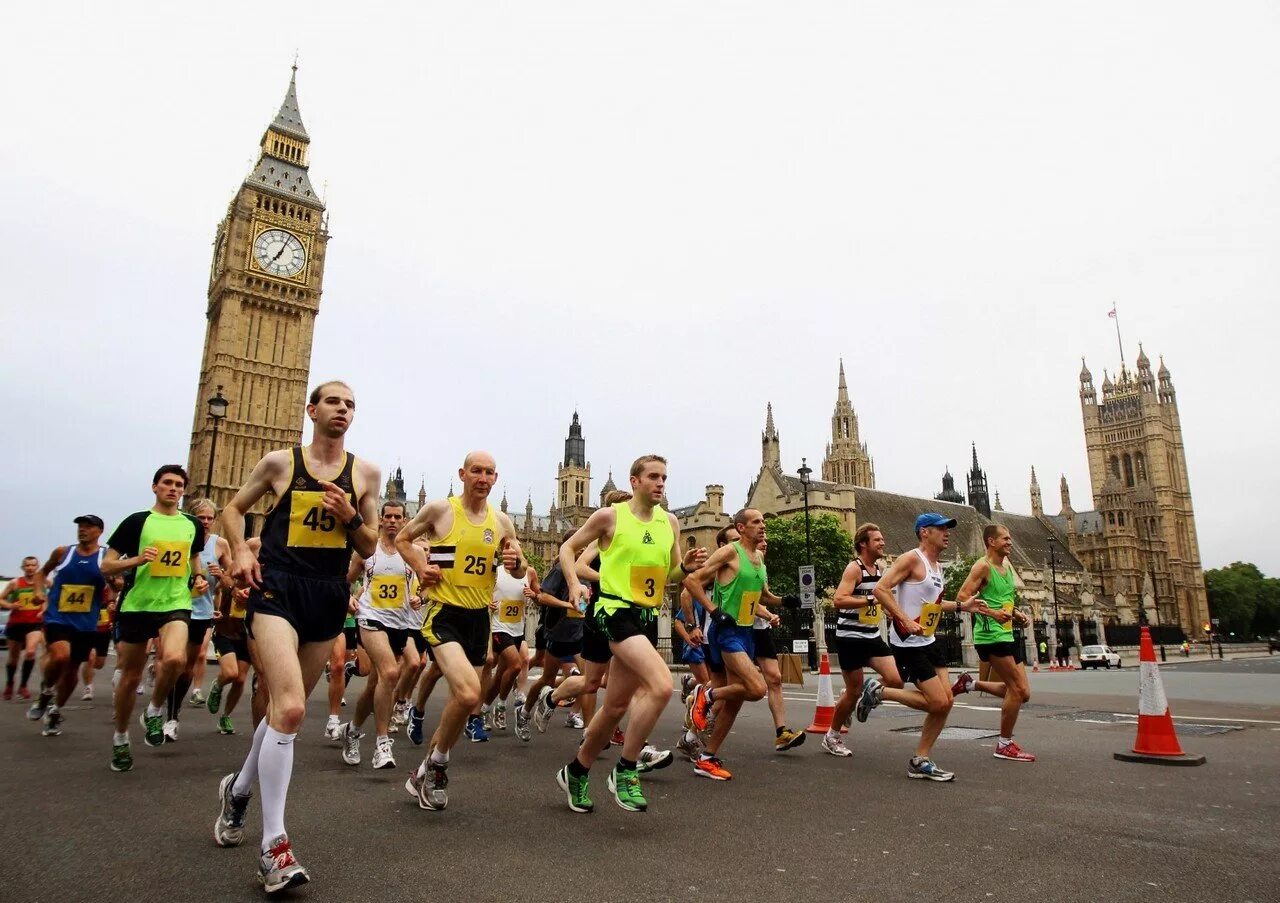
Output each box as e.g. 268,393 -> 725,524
190,499 -> 216,515
853,523 -> 881,553
629,455 -> 667,478
603,490 -> 633,506
731,508 -> 756,529
715,526 -> 737,547
152,464 -> 188,486
983,524 -> 1008,546
381,501 -> 406,516
309,380 -> 353,406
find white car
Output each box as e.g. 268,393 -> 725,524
1079,644 -> 1122,670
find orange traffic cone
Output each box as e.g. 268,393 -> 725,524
806,652 -> 836,734
1114,626 -> 1206,766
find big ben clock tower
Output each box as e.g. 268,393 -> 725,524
187,66 -> 329,528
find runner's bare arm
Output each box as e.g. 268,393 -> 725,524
681,543 -> 738,613
573,542 -> 600,583
34,547 -> 68,600
395,498 -> 450,586
761,584 -> 782,606
346,551 -> 366,585
872,553 -> 921,630
832,562 -> 868,610
956,558 -> 1007,621
223,450 -> 290,553
497,512 -> 526,578
213,537 -> 236,590
560,509 -> 615,602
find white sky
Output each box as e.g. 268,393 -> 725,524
1,2 -> 1276,575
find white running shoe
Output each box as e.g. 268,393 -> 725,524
340,722 -> 362,766
81,684 -> 94,702
372,736 -> 396,770
163,719 -> 179,743
324,716 -> 341,741
566,712 -> 584,730
822,732 -> 853,757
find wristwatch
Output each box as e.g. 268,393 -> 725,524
344,513 -> 364,532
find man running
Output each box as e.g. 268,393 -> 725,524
749,579 -> 805,753
212,381 -> 379,894
950,524 -> 1036,762
825,522 -> 903,757
27,515 -> 109,735
483,560 -> 536,737
2,556 -> 45,701
207,581 -> 253,736
80,578 -> 118,702
857,513 -> 986,781
102,466 -> 207,771
396,451 -> 524,812
554,456 -> 703,813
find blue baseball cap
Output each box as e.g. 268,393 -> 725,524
915,513 -> 957,535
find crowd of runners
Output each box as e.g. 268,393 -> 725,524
2,379 -> 1039,895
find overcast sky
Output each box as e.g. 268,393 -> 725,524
1,2 -> 1275,576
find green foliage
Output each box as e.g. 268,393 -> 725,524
521,546 -> 548,582
944,554 -> 981,601
760,513 -> 852,598
1204,561 -> 1280,637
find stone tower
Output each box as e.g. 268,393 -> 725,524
1030,466 -> 1043,517
1080,346 -> 1208,634
557,411 -> 592,526
187,66 -> 329,527
821,360 -> 875,487
966,443 -> 991,518
761,402 -> 781,470
935,467 -> 964,504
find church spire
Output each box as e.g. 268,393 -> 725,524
822,360 -> 874,487
1030,466 -> 1043,518
761,402 -> 781,469
837,357 -> 848,398
271,64 -> 309,141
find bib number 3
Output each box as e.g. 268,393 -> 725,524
629,566 -> 667,609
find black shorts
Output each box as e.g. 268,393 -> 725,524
92,631 -> 111,659
359,619 -> 425,658
752,627 -> 778,660
534,623 -> 547,653
976,641 -> 1025,664
421,604 -> 490,666
492,631 -> 525,655
582,604 -> 653,664
892,642 -> 948,685
548,638 -> 581,661
246,569 -> 348,645
212,633 -> 250,662
43,623 -> 97,665
343,626 -> 359,649
187,618 -> 213,648
5,622 -> 41,644
836,634 -> 893,671
116,609 -> 190,645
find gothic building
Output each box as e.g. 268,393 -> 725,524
965,443 -> 991,519
820,361 -> 875,487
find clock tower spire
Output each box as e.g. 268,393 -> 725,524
187,66 -> 330,530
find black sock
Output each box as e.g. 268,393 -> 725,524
19,659 -> 33,688
5,664 -> 14,687
776,726 -> 785,738
169,675 -> 192,721
619,757 -> 636,771
567,758 -> 589,778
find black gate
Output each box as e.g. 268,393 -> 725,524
933,611 -> 963,666
1079,619 -> 1099,646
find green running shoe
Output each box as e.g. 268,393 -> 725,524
556,766 -> 594,814
206,680 -> 223,714
111,742 -> 133,772
219,715 -> 235,735
606,765 -> 647,812
140,712 -> 164,747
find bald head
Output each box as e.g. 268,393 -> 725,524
462,450 -> 495,471
459,450 -> 498,500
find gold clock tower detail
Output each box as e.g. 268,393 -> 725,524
188,66 -> 329,526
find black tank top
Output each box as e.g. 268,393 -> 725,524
259,447 -> 357,579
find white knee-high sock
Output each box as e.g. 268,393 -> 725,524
258,726 -> 296,848
232,718 -> 269,797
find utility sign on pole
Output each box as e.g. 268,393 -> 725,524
799,565 -> 816,610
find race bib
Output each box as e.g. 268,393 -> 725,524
230,598 -> 247,619
60,584 -> 95,614
736,589 -> 761,627
918,603 -> 943,637
97,606 -> 111,628
454,535 -> 495,589
370,575 -> 405,609
149,541 -> 189,578
287,491 -> 345,548
498,599 -> 524,624
629,565 -> 667,608
858,598 -> 881,626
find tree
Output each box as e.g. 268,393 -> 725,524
1254,577 -> 1280,636
944,554 -> 981,601
760,513 -> 852,598
521,546 -> 548,582
1204,562 -> 1265,637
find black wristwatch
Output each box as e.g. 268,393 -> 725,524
344,513 -> 364,532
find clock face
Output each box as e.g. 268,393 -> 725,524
253,228 -> 306,278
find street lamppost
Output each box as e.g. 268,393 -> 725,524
798,457 -> 816,669
204,385 -> 229,499
1136,516 -> 1167,662
1047,534 -> 1062,664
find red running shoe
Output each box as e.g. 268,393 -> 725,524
950,672 -> 974,696
993,739 -> 1036,762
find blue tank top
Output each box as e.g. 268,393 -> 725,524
46,546 -> 106,632
192,534 -> 220,620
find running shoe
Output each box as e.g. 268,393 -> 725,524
906,756 -> 955,782
693,755 -> 732,781
688,684 -> 711,732
611,727 -> 626,747
514,704 -> 532,742
408,706 -> 425,746
323,716 -> 342,741
464,714 -> 490,742
219,715 -> 235,734
675,731 -> 704,761
993,739 -> 1036,762
950,672 -> 974,696
343,660 -> 357,683
413,756 -> 448,811
81,684 -> 94,702
775,728 -> 806,752
206,680 -> 223,714
340,722 -> 362,765
372,736 -> 397,770
26,688 -> 51,721
556,765 -> 594,813
42,708 -> 63,737
637,745 -> 674,773
391,701 -> 408,727
214,772 -> 250,847
566,712 -> 584,730
110,742 -> 133,772
188,688 -> 206,706
494,702 -> 507,731
258,834 -> 310,893
135,682 -> 144,695
822,732 -> 853,757
2,686 -> 11,701
680,673 -> 696,703
607,765 -> 647,812
481,707 -> 494,732
18,686 -> 31,701
163,719 -> 180,743
140,712 -> 165,747
856,676 -> 883,723
533,686 -> 555,733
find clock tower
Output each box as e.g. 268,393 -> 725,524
187,66 -> 329,528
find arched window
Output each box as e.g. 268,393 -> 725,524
1122,454 -> 1134,487
1110,456 -> 1120,479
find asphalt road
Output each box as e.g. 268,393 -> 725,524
1,660 -> 1276,903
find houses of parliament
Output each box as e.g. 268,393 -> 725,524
184,70 -> 1211,640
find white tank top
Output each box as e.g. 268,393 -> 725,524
357,543 -> 420,631
889,548 -> 944,648
490,567 -> 529,637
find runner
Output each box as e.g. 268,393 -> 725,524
825,522 -> 903,757
207,580 -> 253,736
682,508 -> 770,781
856,513 -> 986,781
323,600 -> 364,740
481,560 -> 537,738
674,524 -> 737,762
102,465 -> 207,772
396,451 -> 525,812
520,530 -> 585,740
749,576 -> 805,753
553,456 -> 703,813
338,501 -> 422,770
2,556 -> 45,701
27,515 -> 109,735
950,524 -> 1036,762
80,576 -> 118,702
211,380 -> 380,894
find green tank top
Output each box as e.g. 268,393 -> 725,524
599,502 -> 673,611
973,558 -> 1016,645
712,542 -> 768,627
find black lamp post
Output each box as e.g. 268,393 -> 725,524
1047,535 -> 1062,663
204,385 -> 229,499
1136,516 -> 1167,662
798,457 -> 816,669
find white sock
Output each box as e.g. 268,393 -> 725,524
258,726 -> 296,849
232,718 -> 269,796
429,747 -> 449,766
113,731 -> 129,746
684,730 -> 699,744
145,702 -> 164,718
326,714 -> 339,724
998,736 -> 1012,744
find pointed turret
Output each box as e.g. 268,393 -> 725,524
599,470 -> 618,507
500,488 -> 509,515
272,65 -> 309,140
761,402 -> 781,469
1136,343 -> 1155,392
935,467 -> 964,504
994,490 -> 1004,512
822,359 -> 875,487
1030,466 -> 1043,518
1059,473 -> 1073,515
966,442 -> 991,518
1079,357 -> 1096,405
1157,355 -> 1176,404
417,479 -> 426,509
524,492 -> 534,531
245,65 -> 320,206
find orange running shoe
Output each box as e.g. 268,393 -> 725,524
692,756 -> 732,781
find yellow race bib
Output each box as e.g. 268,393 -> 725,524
629,566 -> 667,608
60,584 -> 95,614
736,589 -> 761,627
230,598 -> 247,619
858,598 -> 881,626
150,541 -> 189,578
287,491 -> 346,548
370,575 -> 406,609
918,603 -> 943,637
454,536 -> 495,588
498,599 -> 524,624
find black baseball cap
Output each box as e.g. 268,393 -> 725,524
74,515 -> 105,529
